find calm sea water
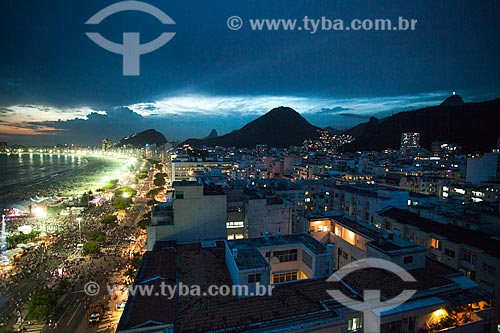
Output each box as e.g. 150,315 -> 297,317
0,154 -> 122,207
0,154 -> 85,195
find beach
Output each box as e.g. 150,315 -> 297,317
0,153 -> 135,209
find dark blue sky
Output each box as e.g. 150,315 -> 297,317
1,0 -> 499,144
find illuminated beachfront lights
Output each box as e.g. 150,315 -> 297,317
33,207 -> 47,218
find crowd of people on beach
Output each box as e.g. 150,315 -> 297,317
0,194 -> 147,331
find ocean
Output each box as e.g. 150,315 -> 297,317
0,153 -> 126,208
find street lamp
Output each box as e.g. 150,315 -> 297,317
76,217 -> 82,245
33,207 -> 46,218
33,207 -> 47,233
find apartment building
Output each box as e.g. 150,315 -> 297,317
306,213 -> 495,333
119,235 -> 494,333
376,207 -> 500,328
146,180 -> 227,250
375,208 -> 500,289
244,191 -> 293,238
170,160 -> 232,181
225,233 -> 335,295
324,183 -> 409,224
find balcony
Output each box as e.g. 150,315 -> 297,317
423,303 -> 492,333
428,313 -> 484,333
460,260 -> 476,272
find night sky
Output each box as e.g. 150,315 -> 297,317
1,0 -> 499,145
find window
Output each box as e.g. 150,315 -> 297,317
157,216 -> 174,226
463,250 -> 477,265
403,256 -> 413,264
226,221 -> 244,229
302,250 -> 313,269
482,263 -> 496,275
273,271 -> 298,283
348,317 -> 363,331
248,274 -> 261,283
444,248 -> 456,258
274,249 -> 298,262
430,238 -> 442,250
334,225 -> 341,236
384,221 -> 391,230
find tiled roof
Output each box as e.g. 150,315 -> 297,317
119,240 -> 492,333
118,248 -> 177,331
135,248 -> 177,283
342,266 -> 453,300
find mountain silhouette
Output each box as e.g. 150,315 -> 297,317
343,97 -> 500,153
440,93 -> 464,107
204,129 -> 219,139
186,106 -> 320,148
116,129 -> 167,147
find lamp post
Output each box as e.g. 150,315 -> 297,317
33,207 -> 47,233
76,217 -> 82,245
1,215 -> 6,252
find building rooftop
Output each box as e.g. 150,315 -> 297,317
307,210 -> 344,220
134,248 -> 177,283
226,233 -> 328,270
119,241 -> 493,333
368,237 -> 425,254
118,248 -> 177,330
342,259 -> 456,300
333,215 -> 380,240
380,208 -> 500,258
119,241 -> 346,332
331,215 -> 425,254
333,183 -> 406,198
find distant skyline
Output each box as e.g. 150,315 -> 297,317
1,0 -> 499,145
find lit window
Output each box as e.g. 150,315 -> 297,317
272,271 -> 298,283
226,221 -> 244,229
343,229 -> 356,246
348,317 -> 363,331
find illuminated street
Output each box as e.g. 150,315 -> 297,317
0,159 -> 152,332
